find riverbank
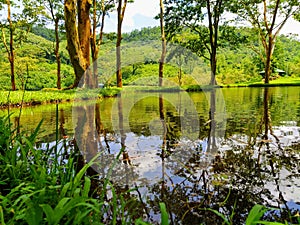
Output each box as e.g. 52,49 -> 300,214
1,77 -> 299,107
0,87 -> 121,108
183,76 -> 300,91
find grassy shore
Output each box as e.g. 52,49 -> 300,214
0,77 -> 299,107
0,87 -> 121,108
220,76 -> 300,88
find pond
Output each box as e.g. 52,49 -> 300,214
1,86 -> 300,224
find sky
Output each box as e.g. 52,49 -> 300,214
103,0 -> 300,36
103,0 -> 160,33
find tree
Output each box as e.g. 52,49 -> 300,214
90,0 -> 115,88
64,0 -> 92,88
164,0 -> 227,85
159,0 -> 167,86
42,0 -> 64,89
0,0 -> 42,90
230,0 -> 300,83
116,0 -> 133,88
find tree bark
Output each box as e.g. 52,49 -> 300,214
159,0 -> 167,87
91,0 -> 106,88
116,0 -> 128,88
7,0 -> 16,91
54,19 -> 62,89
207,0 -> 221,86
64,0 -> 91,88
78,0 -> 93,87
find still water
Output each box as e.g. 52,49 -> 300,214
1,86 -> 300,224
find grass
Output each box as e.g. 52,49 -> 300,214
220,76 -> 300,88
0,114 -> 168,224
1,76 -> 299,107
0,87 -> 121,108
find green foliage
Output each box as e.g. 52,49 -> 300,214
123,27 -> 161,42
1,24 -> 300,90
32,26 -> 56,42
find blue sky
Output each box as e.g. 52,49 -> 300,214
103,0 -> 300,36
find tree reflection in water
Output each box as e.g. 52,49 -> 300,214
72,88 -> 299,224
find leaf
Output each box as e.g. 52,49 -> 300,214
159,202 -> 169,225
40,204 -> 55,224
60,182 -> 71,198
82,176 -> 91,198
25,201 -> 43,225
0,206 -> 5,225
204,208 -> 230,225
134,218 -> 152,225
72,153 -> 100,192
246,204 -> 268,225
254,221 -> 286,225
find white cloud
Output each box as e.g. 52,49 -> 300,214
103,0 -> 159,33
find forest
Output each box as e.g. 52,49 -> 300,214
0,25 -> 300,90
0,0 -> 300,91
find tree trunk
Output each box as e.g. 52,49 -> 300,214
116,0 -> 128,88
159,0 -> 166,87
54,19 -> 62,89
78,0 -> 93,88
91,0 -> 106,88
116,0 -> 123,88
64,0 -> 90,88
207,0 -> 219,86
7,0 -> 16,91
264,36 -> 274,84
210,49 -> 217,85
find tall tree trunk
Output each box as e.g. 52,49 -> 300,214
64,0 -> 90,88
210,49 -> 217,85
91,0 -> 106,88
207,0 -> 220,86
264,35 -> 275,84
54,19 -> 62,89
116,0 -> 123,88
78,0 -> 92,87
159,0 -> 166,87
116,0 -> 128,88
7,0 -> 16,91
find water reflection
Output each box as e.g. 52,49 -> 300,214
1,87 -> 299,224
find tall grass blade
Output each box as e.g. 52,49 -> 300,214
40,204 -> 55,224
0,206 -> 6,225
203,208 -> 230,225
246,204 -> 268,225
134,218 -> 151,225
159,203 -> 169,225
82,176 -> 91,198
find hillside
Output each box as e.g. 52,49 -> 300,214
0,26 -> 300,90
0,30 -> 74,90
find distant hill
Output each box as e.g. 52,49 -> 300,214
0,26 -> 299,90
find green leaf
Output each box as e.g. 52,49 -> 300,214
0,206 -> 5,225
134,218 -> 152,225
25,202 -> 43,225
254,221 -> 286,225
40,204 -> 55,224
60,182 -> 71,198
246,204 -> 268,225
204,208 -> 230,225
82,176 -> 91,198
159,202 -> 169,225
